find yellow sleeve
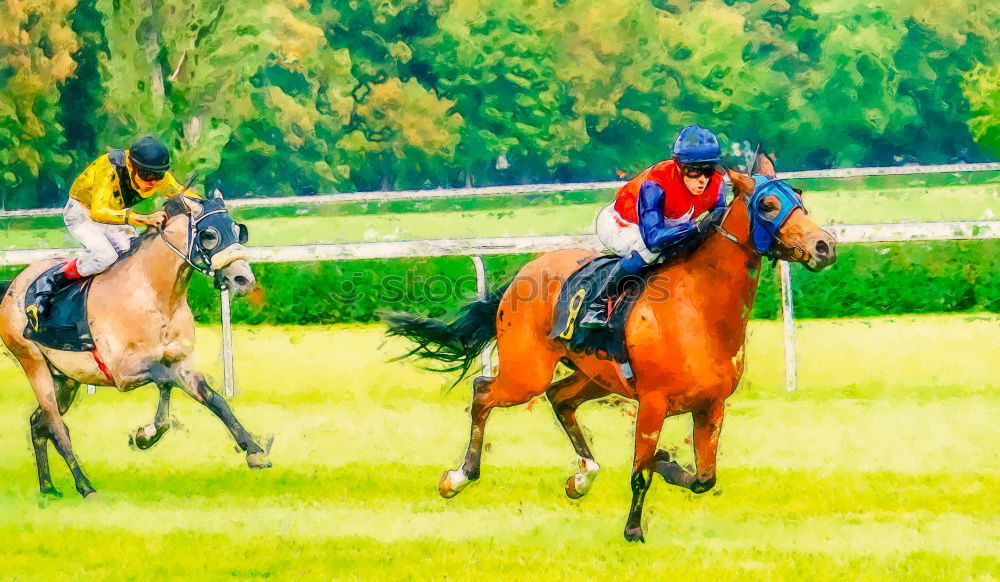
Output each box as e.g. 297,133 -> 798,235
88,168 -> 130,225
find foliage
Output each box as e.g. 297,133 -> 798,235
0,0 -> 997,206
0,0 -> 80,208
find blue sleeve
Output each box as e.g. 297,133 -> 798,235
713,181 -> 727,210
637,181 -> 696,254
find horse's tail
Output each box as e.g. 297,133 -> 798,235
382,282 -> 510,384
0,281 -> 10,299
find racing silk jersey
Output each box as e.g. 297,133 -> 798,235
614,160 -> 723,223
68,149 -> 189,226
613,160 -> 725,254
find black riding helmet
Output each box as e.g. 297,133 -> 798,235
128,136 -> 170,180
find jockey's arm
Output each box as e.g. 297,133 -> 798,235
87,168 -> 132,225
637,181 -> 696,254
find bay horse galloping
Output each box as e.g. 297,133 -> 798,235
385,156 -> 837,542
0,193 -> 271,498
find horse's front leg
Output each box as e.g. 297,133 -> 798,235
130,384 -> 172,450
624,392 -> 668,543
653,399 -> 724,493
172,367 -> 272,469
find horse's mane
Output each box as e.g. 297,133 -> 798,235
118,196 -> 196,260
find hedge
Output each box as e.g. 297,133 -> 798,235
0,239 -> 995,324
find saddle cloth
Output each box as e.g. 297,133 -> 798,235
24,264 -> 95,351
549,255 -> 650,364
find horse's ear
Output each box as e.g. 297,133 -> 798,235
756,153 -> 777,179
181,195 -> 203,216
725,167 -> 755,196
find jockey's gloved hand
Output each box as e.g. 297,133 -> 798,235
696,207 -> 726,235
134,211 -> 167,229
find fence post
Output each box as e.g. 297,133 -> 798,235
220,287 -> 236,398
470,255 -> 493,377
778,261 -> 797,392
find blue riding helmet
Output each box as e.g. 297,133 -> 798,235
748,174 -> 806,256
673,125 -> 722,165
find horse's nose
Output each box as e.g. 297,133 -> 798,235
813,237 -> 837,264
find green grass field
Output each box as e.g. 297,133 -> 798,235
0,314 -> 997,579
2,181 -> 997,250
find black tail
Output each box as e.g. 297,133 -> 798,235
0,281 -> 10,299
381,283 -> 510,385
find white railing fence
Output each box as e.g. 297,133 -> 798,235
0,162 -> 996,396
2,220 -> 997,397
1,162 -> 998,218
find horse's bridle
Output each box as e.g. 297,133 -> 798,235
159,207 -> 229,277
715,174 -> 808,261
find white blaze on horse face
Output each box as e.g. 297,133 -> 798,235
210,244 -> 251,271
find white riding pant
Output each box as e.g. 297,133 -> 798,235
594,204 -> 660,264
63,198 -> 137,276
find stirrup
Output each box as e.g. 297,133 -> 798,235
579,305 -> 611,328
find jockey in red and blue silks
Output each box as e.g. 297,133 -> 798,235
580,125 -> 728,328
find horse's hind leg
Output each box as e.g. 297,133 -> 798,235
439,335 -> 562,498
173,368 -> 271,469
546,372 -> 609,499
130,385 -> 172,450
26,366 -> 93,498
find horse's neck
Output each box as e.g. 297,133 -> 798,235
649,197 -> 762,329
115,220 -> 193,312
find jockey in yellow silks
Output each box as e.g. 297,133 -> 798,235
28,136 -> 198,321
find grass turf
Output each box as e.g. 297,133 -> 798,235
0,314 -> 996,580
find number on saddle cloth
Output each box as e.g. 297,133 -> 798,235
549,256 -> 646,363
23,265 -> 96,351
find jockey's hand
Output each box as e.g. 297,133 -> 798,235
135,211 -> 168,229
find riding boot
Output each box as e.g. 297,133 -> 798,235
579,251 -> 648,329
27,259 -> 83,327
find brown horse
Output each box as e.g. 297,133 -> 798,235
385,157 -> 837,541
0,193 -> 271,498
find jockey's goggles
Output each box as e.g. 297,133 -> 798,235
680,163 -> 716,179
134,168 -> 165,183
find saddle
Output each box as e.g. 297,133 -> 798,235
24,264 -> 95,351
548,207 -> 726,377
549,255 -> 650,367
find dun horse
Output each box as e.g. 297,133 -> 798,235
386,156 -> 837,541
0,193 -> 271,498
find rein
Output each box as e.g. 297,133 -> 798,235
159,208 -> 227,277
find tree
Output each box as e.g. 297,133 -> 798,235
95,0 -> 358,196
0,0 -> 80,208
426,0 -> 586,185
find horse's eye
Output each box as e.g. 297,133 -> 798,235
759,196 -> 781,221
200,228 -> 220,250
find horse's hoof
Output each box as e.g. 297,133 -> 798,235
246,452 -> 271,469
565,472 -> 592,499
130,423 -> 168,451
565,458 -> 599,499
80,489 -> 98,499
39,486 -> 62,499
624,526 -> 645,544
439,469 -> 470,499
